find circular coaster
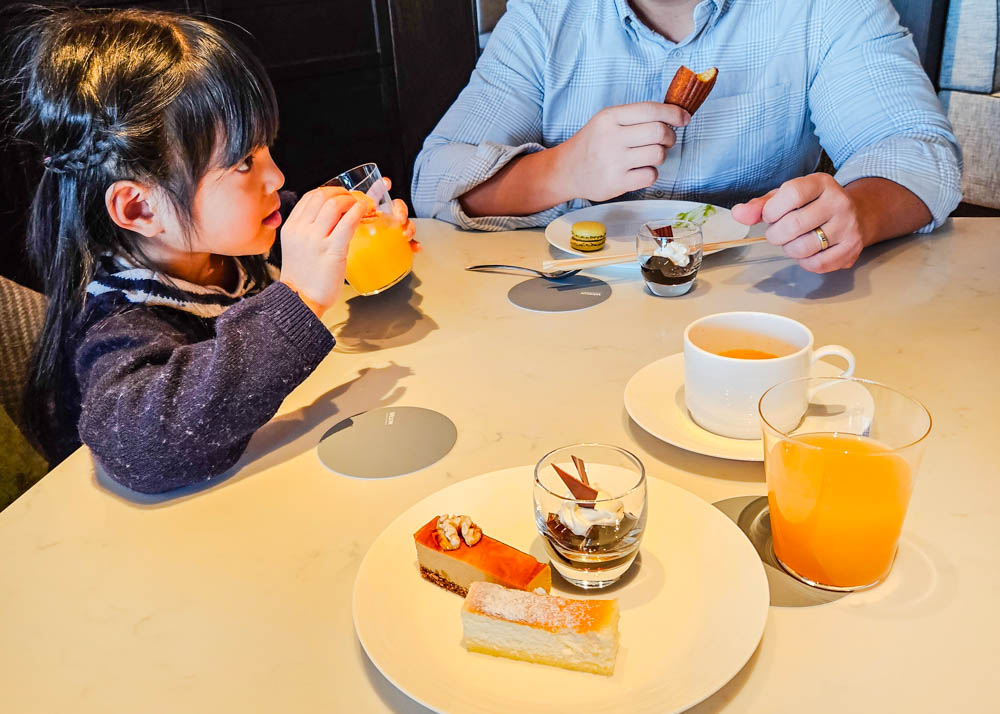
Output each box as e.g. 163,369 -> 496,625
507,275 -> 612,312
316,406 -> 457,479
713,496 -> 846,608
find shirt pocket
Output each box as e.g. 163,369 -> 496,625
675,83 -> 795,199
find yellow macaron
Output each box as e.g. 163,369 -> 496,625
570,221 -> 607,252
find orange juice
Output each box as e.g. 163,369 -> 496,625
766,432 -> 912,588
345,213 -> 413,296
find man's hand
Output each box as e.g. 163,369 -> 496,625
556,102 -> 691,202
731,173 -> 872,273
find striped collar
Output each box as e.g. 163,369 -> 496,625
86,253 -> 278,319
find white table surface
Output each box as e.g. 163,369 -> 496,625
2,217 -> 999,713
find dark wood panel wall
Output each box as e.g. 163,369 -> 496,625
1,0 -> 951,290
0,0 -> 479,289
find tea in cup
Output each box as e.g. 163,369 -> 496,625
683,312 -> 855,439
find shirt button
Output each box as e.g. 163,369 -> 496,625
654,190 -> 666,198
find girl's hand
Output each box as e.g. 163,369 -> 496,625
381,177 -> 416,241
279,186 -> 363,317
393,198 -> 417,244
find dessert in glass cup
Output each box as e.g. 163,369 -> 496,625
533,444 -> 647,589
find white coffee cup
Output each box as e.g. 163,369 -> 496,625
683,312 -> 855,439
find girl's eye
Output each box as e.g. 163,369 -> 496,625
236,155 -> 254,173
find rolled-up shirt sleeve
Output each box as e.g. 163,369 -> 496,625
410,0 -> 589,230
809,0 -> 962,233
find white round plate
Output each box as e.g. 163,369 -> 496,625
624,353 -> 860,461
353,466 -> 769,714
545,200 -> 749,258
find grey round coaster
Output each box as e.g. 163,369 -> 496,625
507,276 -> 612,312
316,406 -> 457,479
713,496 -> 847,608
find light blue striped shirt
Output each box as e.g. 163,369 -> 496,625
412,0 -> 961,232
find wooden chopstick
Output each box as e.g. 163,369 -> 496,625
702,235 -> 767,252
540,236 -> 766,271
541,253 -> 635,271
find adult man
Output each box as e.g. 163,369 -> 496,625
411,0 -> 961,273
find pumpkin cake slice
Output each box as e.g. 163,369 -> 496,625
414,515 -> 551,597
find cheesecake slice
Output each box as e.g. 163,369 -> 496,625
414,516 -> 551,597
461,581 -> 620,676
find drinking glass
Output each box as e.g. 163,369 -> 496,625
533,443 -> 647,589
636,221 -> 703,296
760,376 -> 931,591
324,162 -> 412,296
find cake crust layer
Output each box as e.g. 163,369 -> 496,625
419,566 -> 468,597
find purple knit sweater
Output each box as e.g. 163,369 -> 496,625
53,255 -> 334,493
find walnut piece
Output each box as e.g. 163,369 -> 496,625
460,517 -> 482,546
435,515 -> 461,550
435,515 -> 482,550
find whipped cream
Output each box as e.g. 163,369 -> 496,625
557,489 -> 625,536
654,240 -> 690,267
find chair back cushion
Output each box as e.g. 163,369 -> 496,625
0,402 -> 47,510
939,0 -> 1000,93
0,275 -> 47,432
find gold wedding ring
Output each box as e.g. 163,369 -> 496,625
814,227 -> 830,251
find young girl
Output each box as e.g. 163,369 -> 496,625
7,7 -> 413,492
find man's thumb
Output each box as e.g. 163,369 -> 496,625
730,190 -> 777,225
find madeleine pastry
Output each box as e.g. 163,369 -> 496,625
664,65 -> 718,115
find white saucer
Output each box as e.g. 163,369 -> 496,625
624,353 -> 863,461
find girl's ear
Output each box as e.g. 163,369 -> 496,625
105,181 -> 164,237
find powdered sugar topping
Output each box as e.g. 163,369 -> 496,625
465,582 -> 609,633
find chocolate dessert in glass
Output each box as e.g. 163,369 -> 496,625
533,444 -> 647,589
637,221 -> 703,297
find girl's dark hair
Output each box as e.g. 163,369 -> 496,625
3,6 -> 279,460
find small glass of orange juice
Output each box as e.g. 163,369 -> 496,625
759,377 -> 931,591
324,163 -> 413,296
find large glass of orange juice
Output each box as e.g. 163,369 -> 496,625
324,162 -> 413,296
344,211 -> 412,296
760,377 -> 931,591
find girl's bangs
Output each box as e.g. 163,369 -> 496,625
171,22 -> 279,173
210,55 -> 279,167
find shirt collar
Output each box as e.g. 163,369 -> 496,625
614,0 -> 731,41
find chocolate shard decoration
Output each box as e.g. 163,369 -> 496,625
551,464 -> 598,507
649,224 -> 673,239
571,455 -> 590,486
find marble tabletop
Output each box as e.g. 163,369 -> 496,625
2,217 -> 998,713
